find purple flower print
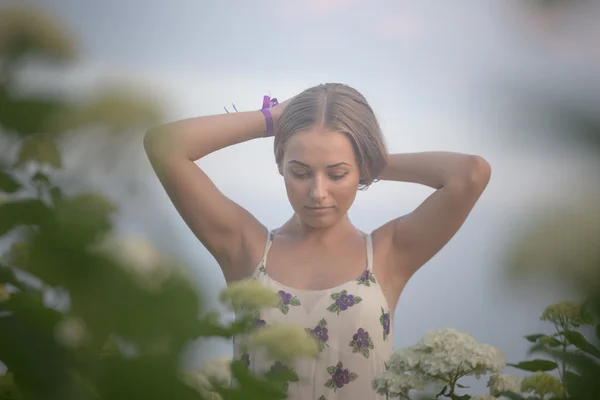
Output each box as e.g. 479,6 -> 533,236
350,328 -> 374,358
325,361 -> 358,391
380,307 -> 391,341
305,318 -> 330,352
327,290 -> 362,315
356,269 -> 377,286
278,290 -> 291,305
276,290 -> 301,315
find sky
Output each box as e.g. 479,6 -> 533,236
7,0 -> 600,395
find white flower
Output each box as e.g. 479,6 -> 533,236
248,323 -> 319,362
520,371 -> 563,398
96,235 -> 188,292
182,356 -> 233,400
219,279 -> 279,313
372,370 -> 423,398
487,373 -> 522,396
386,328 -> 505,383
54,316 -> 88,348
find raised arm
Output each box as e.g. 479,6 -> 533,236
374,152 -> 491,282
143,110 -> 272,283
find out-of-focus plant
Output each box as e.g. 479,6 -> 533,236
505,301 -> 600,400
0,4 -> 319,400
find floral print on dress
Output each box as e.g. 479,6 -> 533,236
327,290 -> 362,315
317,396 -> 327,400
325,361 -> 358,391
349,327 -> 374,358
380,307 -> 391,341
356,269 -> 377,286
258,264 -> 267,275
266,361 -> 298,393
305,318 -> 330,352
277,290 -> 301,315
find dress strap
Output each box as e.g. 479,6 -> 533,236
366,233 -> 374,271
257,230 -> 275,269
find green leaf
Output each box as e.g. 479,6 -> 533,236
279,303 -> 289,315
330,293 -> 341,300
0,199 -> 51,236
564,329 -> 600,359
0,169 -> 21,193
14,135 -> 62,168
508,359 -> 558,372
326,366 -> 337,375
499,392 -> 525,400
289,297 -> 301,306
227,360 -> 288,399
348,372 -> 358,381
0,93 -> 67,137
564,371 -> 585,398
524,334 -> 547,343
318,318 -> 327,328
0,264 -> 25,290
354,296 -> 362,304
361,347 -> 369,358
326,304 -> 338,313
530,344 -> 600,375
324,380 -> 335,389
31,171 -> 51,186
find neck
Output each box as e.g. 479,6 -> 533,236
280,214 -> 360,245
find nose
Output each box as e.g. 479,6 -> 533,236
309,174 -> 328,203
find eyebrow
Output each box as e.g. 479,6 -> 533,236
288,160 -> 351,168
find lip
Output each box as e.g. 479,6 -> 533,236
305,206 -> 334,213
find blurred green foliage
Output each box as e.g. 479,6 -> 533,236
0,5 -> 296,400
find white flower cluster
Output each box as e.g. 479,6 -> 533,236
182,356 -> 233,400
221,280 -> 319,363
219,279 -> 280,313
248,323 -> 319,362
386,328 -> 506,382
372,370 -> 424,399
487,373 -> 522,396
521,371 -> 563,398
95,235 -> 190,293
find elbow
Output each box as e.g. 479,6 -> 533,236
144,125 -> 172,160
470,155 -> 492,188
449,155 -> 492,193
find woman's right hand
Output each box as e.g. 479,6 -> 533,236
270,97 -> 292,122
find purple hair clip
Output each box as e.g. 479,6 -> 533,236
224,94 -> 279,113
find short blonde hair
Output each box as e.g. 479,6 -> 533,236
274,83 -> 388,189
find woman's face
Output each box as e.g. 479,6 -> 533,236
281,127 -> 361,229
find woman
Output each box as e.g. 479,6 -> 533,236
144,83 -> 491,399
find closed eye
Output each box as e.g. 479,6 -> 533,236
330,173 -> 348,181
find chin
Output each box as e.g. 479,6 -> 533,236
298,211 -> 341,229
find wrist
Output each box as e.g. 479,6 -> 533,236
260,108 -> 275,137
